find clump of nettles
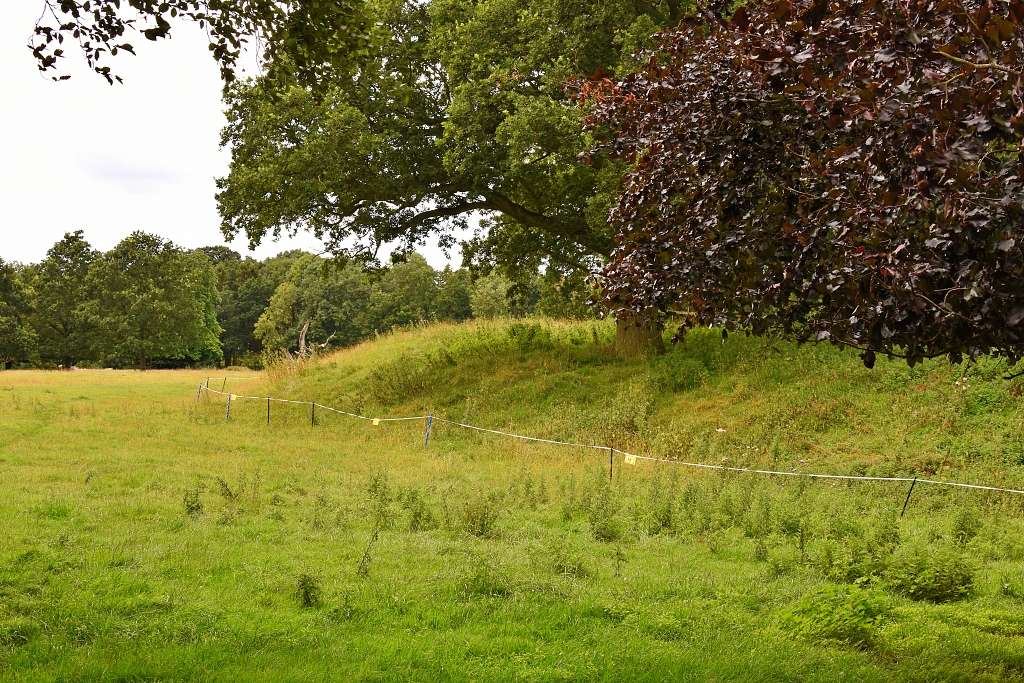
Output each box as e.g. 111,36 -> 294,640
635,471 -> 676,536
952,506 -> 982,548
183,488 -> 202,516
295,573 -> 322,608
589,485 -> 621,542
399,487 -> 437,532
507,474 -> 548,511
211,474 -> 253,526
367,470 -> 393,530
357,528 -> 380,579
462,492 -> 501,538
216,476 -> 238,502
461,555 -> 510,598
779,586 -> 888,647
548,537 -> 589,579
612,545 -> 627,577
887,547 -> 975,603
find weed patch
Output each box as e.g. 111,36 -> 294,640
779,586 -> 888,647
295,573 -> 323,608
461,492 -> 500,538
588,484 -> 621,543
183,488 -> 203,516
887,547 -> 975,603
356,528 -> 379,579
399,487 -> 437,532
460,556 -> 510,598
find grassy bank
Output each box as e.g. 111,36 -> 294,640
2,320 -> 1024,681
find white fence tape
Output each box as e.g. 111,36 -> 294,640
196,384 -> 1024,496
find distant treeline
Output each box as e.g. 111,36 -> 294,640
0,231 -> 593,369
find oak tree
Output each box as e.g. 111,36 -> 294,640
87,232 -> 223,368
215,0 -> 683,351
0,259 -> 36,369
28,231 -> 99,367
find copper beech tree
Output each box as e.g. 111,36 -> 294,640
582,0 -> 1024,368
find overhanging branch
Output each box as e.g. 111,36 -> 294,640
482,191 -> 614,257
403,200 -> 492,230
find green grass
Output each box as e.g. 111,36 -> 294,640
2,318 -> 1024,681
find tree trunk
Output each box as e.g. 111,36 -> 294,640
614,309 -> 666,356
4,360 -> 12,370
298,320 -> 310,357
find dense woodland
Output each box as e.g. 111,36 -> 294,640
0,231 -> 592,370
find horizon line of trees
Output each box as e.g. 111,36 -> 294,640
0,231 -> 594,370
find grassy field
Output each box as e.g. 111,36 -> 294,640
3,319 -> 1024,681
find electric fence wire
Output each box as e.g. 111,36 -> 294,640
196,383 -> 1024,497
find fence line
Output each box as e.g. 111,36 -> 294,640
195,384 -> 1024,497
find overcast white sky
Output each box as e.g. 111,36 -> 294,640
0,5 -> 468,267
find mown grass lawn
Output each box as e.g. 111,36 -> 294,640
3,320 -> 1024,681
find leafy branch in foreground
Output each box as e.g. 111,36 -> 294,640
29,0 -> 372,87
582,0 -> 1024,368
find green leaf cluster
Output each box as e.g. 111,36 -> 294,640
216,0 -> 686,276
86,232 -> 224,368
26,231 -> 97,368
252,253 -> 474,352
0,259 -> 36,368
31,0 -> 373,87
779,586 -> 889,647
205,249 -> 306,367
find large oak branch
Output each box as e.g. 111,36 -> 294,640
403,192 -> 613,258
482,191 -> 614,257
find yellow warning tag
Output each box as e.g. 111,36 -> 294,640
372,418 -> 380,426
624,454 -> 637,465
228,394 -> 234,400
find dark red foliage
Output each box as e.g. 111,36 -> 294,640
582,0 -> 1024,367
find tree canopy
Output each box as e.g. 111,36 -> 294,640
0,259 -> 36,369
253,252 -> 473,351
585,0 -> 1024,368
27,231 -> 98,367
215,0 -> 684,276
211,249 -> 305,365
87,232 -> 223,368
30,0 -> 1024,366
